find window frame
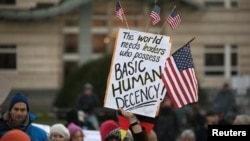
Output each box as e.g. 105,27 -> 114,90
204,44 -> 238,77
0,45 -> 17,70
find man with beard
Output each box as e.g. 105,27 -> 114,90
0,93 -> 48,141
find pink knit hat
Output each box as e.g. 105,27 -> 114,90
67,122 -> 84,137
0,129 -> 31,141
100,120 -> 119,141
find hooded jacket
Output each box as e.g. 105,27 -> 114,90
0,113 -> 48,141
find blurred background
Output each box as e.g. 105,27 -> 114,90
0,0 -> 249,125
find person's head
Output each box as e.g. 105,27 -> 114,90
0,129 -> 31,141
100,120 -> 119,141
232,114 -> 250,125
83,83 -> 93,95
67,122 -> 84,141
66,109 -> 85,127
205,110 -> 219,126
49,123 -> 70,141
8,93 -> 29,124
105,128 -> 134,141
179,129 -> 195,141
161,96 -> 172,108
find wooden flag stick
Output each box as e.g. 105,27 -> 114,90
157,5 -> 176,34
185,37 -> 196,45
119,1 -> 129,29
144,18 -> 151,32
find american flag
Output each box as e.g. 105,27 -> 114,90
167,9 -> 181,30
161,44 -> 198,109
116,1 -> 124,21
150,5 -> 161,25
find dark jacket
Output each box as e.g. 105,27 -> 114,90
76,92 -> 100,114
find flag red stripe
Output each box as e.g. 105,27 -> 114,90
186,69 -> 197,101
164,59 -> 186,108
161,73 -> 179,108
190,68 -> 198,101
169,61 -> 190,105
180,71 -> 194,103
181,69 -> 196,103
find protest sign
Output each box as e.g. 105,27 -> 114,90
104,28 -> 172,117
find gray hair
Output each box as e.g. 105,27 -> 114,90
233,114 -> 250,125
180,129 -> 195,140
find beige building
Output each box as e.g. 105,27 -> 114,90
0,0 -> 249,112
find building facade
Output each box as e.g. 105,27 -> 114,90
0,0 -> 249,112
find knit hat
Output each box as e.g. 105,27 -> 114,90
100,120 -> 119,141
105,128 -> 134,141
83,83 -> 93,89
0,129 -> 31,141
67,122 -> 84,137
50,123 -> 70,141
9,93 -> 29,112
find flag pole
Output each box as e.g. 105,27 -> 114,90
119,1 -> 129,29
185,37 -> 196,46
157,5 -> 176,34
145,0 -> 157,32
144,18 -> 151,32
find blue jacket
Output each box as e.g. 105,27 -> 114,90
0,113 -> 48,141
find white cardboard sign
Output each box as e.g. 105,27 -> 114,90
104,28 -> 172,117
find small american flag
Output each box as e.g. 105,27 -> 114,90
161,44 -> 198,109
167,9 -> 181,30
150,5 -> 161,25
116,1 -> 124,21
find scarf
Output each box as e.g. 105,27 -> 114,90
4,112 -> 30,131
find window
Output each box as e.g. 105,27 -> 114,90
204,44 -> 237,77
205,0 -> 238,8
64,34 -> 78,53
0,0 -> 15,5
0,45 -> 17,70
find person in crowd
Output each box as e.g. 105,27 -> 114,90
67,122 -> 85,141
195,110 -> 218,141
213,82 -> 238,120
76,82 -> 100,130
147,130 -> 157,141
0,93 -> 48,141
65,108 -> 95,130
0,129 -> 31,141
100,120 -> 119,141
102,108 -> 148,141
185,102 -> 205,130
178,129 -> 195,141
153,96 -> 180,141
214,107 -> 231,125
232,114 -> 250,125
49,123 -> 70,141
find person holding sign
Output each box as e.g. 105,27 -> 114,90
103,108 -> 148,141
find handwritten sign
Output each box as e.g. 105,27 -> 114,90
104,28 -> 172,117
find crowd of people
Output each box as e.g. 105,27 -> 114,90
0,82 -> 250,141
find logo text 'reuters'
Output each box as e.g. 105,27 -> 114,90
212,129 -> 247,137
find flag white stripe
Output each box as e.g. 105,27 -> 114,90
168,58 -> 188,106
181,70 -> 194,102
163,61 -> 182,108
184,69 -> 196,102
